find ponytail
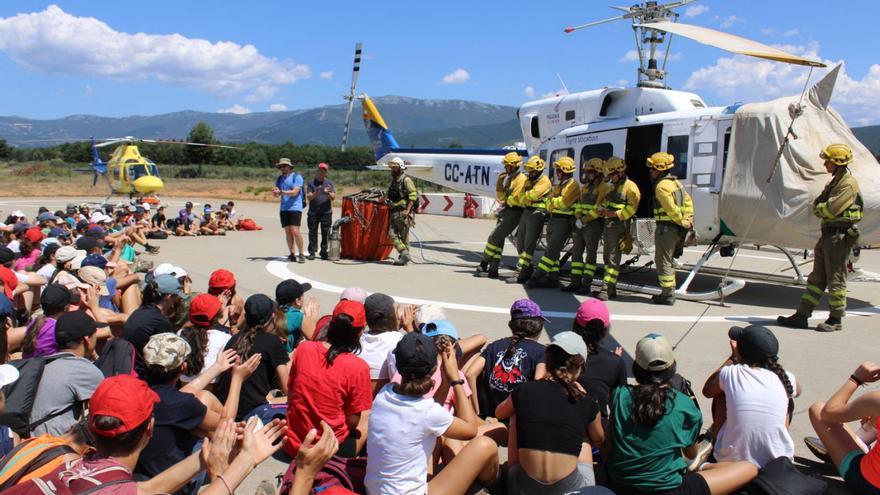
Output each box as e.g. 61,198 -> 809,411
505,317 -> 543,359
630,363 -> 677,427
761,356 -> 795,397
543,345 -> 586,403
179,325 -> 209,376
325,314 -> 362,366
571,318 -> 609,354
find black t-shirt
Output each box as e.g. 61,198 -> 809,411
214,332 -> 290,420
512,380 -> 600,457
578,346 -> 627,416
135,383 -> 207,479
122,305 -> 173,377
151,213 -> 166,229
478,337 -> 545,419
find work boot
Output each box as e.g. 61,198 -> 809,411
487,260 -> 500,279
394,253 -> 411,266
816,317 -> 843,332
538,277 -> 560,289
607,285 -> 618,300
145,244 -> 160,254
776,313 -> 809,329
307,252 -> 316,260
561,278 -> 581,293
475,260 -> 488,275
652,293 -> 676,306
515,266 -> 534,284
575,278 -> 594,296
592,285 -> 616,301
524,272 -> 544,289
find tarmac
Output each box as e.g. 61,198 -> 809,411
5,196 -> 879,493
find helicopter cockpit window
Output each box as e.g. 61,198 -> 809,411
579,143 -> 613,164
530,116 -> 540,139
130,164 -> 148,180
565,110 -> 576,121
147,164 -> 160,177
690,99 -> 705,108
666,135 -> 689,179
549,148 -> 574,181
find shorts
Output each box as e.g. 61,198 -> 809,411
280,210 -> 303,227
609,472 -> 709,495
841,450 -> 880,494
505,463 -> 595,494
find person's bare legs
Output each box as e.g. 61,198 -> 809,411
354,410 -> 369,455
284,225 -> 296,256
121,284 -> 142,314
810,401 -> 867,469
292,226 -> 304,256
698,461 -> 758,495
428,435 -> 499,495
441,422 -> 508,461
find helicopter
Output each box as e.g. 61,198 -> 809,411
339,1 -> 880,301
85,136 -> 239,204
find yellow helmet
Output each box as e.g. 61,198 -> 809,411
502,152 -> 522,167
584,158 -> 604,173
820,143 -> 853,166
554,156 -> 576,174
524,155 -> 545,172
604,156 -> 626,174
646,152 -> 675,171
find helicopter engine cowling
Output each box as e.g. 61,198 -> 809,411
133,175 -> 164,194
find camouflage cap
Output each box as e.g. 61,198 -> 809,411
143,332 -> 191,372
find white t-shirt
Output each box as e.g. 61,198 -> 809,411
714,364 -> 798,467
36,263 -> 56,280
359,330 -> 403,380
365,384 -> 453,495
178,329 -> 232,383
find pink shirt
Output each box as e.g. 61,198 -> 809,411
13,249 -> 40,271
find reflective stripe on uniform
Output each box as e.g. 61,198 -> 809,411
829,289 -> 847,309
604,266 -> 619,284
584,263 -> 597,277
538,256 -> 560,274
517,252 -> 532,268
658,274 -> 676,289
570,261 -> 585,276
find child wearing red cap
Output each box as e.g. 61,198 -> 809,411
207,269 -> 243,329
178,293 -> 232,385
285,300 -> 372,459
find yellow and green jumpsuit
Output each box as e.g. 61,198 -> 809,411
528,176 -> 580,287
566,180 -> 607,293
600,177 -> 640,294
514,174 -> 552,283
480,170 -> 527,275
387,174 -> 418,257
797,168 -> 863,320
652,175 -> 694,299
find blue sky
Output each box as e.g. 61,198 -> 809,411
0,0 -> 876,125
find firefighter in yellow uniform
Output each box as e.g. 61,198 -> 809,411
594,156 -> 640,300
476,152 -> 527,278
525,156 -> 580,289
647,152 -> 694,306
385,157 -> 419,266
512,156 -> 552,284
563,158 -> 607,295
778,143 -> 863,332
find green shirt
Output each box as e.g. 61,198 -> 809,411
608,386 -> 702,491
283,307 -> 304,353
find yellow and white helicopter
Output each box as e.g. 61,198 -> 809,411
341,1 -> 880,300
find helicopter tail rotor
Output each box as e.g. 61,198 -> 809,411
341,42 -> 363,152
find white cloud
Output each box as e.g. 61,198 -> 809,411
761,27 -> 799,37
217,104 -> 251,114
760,28 -> 776,36
683,5 -> 709,18
268,103 -> 287,112
620,50 -> 640,63
719,15 -> 744,29
440,68 -> 470,84
782,28 -> 800,37
615,79 -> 629,87
0,5 -> 310,101
320,71 -> 334,80
523,85 -> 535,97
541,89 -> 569,98
684,42 -> 880,126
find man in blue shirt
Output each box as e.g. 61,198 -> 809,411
272,157 -> 306,263
306,163 -> 336,260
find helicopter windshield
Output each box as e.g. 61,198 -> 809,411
128,162 -> 160,180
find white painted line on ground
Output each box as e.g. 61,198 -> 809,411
266,260 -> 879,323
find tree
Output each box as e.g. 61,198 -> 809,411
185,122 -> 216,176
0,139 -> 10,159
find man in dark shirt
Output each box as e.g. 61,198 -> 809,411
305,163 -> 336,260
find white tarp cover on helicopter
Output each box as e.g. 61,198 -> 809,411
720,66 -> 880,249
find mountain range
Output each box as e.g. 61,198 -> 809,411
1,95 -> 878,154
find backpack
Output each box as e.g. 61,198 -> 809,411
94,339 -> 137,378
0,435 -> 75,491
279,455 -> 365,495
2,458 -> 134,495
0,355 -> 74,438
145,230 -> 167,240
236,218 -> 262,231
742,456 -> 827,495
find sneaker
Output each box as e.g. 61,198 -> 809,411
393,253 -> 411,266
286,254 -> 296,262
777,313 -> 809,329
307,253 -> 316,260
804,436 -> 832,463
297,254 -> 306,264
145,244 -> 160,254
687,435 -> 714,472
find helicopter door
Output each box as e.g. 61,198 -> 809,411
624,124 -> 662,218
687,117 -> 726,240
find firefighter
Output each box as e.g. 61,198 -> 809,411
512,156 -> 552,284
594,156 -> 640,300
476,152 -> 527,278
778,143 -> 863,332
563,158 -> 607,295
647,152 -> 693,306
525,156 -> 580,289
385,157 -> 418,266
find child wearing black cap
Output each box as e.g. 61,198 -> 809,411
365,332 -> 500,495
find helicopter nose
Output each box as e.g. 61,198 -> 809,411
133,176 -> 164,194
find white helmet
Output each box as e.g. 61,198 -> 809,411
388,157 -> 406,170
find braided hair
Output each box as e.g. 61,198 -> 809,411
543,345 -> 586,403
504,317 -> 543,359
630,362 -> 677,427
741,355 -> 794,397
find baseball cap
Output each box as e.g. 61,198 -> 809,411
153,263 -> 175,276
155,274 -> 184,297
728,325 -> 779,362
575,297 -> 610,328
41,242 -> 61,259
127,205 -> 137,213
48,227 -> 69,238
41,284 -> 72,313
635,333 -> 675,372
510,299 -> 549,322
56,246 -> 82,263
548,331 -> 588,359
275,279 -> 311,306
70,252 -> 87,270
394,332 -> 437,377
24,227 -> 45,244
142,202 -> 151,211
339,287 -> 367,303
0,247 -> 14,264
37,212 -> 58,224
86,226 -> 107,238
208,269 -> 236,291
0,294 -> 14,319
75,219 -> 89,231
78,266 -> 110,296
75,236 -> 99,252
332,300 -> 367,328
0,364 -> 19,387
421,319 -> 459,340
81,253 -> 109,269
12,223 -> 30,235
185,201 -> 193,208
318,162 -> 329,170
244,294 -> 275,327
89,375 -> 160,437
190,293 -> 222,327
40,238 -> 60,249
144,333 -> 191,372
55,310 -> 98,347
170,266 -> 188,279
416,304 -> 446,327
10,210 -> 25,218
364,293 -> 395,321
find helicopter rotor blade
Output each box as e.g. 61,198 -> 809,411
564,13 -> 632,33
93,139 -> 126,148
341,42 -> 363,152
138,139 -> 242,149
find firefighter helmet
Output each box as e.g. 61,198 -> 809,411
820,143 -> 853,166
646,152 -> 675,171
554,156 -> 576,174
524,155 -> 546,172
604,156 -> 626,174
584,158 -> 604,173
502,152 -> 522,167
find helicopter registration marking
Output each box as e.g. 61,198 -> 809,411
443,163 -> 491,186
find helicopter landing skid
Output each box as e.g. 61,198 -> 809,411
678,244 -> 808,287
